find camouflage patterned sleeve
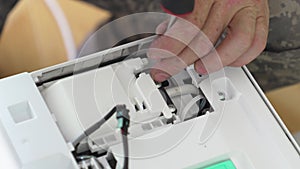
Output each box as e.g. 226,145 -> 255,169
266,0 -> 300,52
250,0 -> 300,91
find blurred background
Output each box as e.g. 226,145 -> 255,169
0,0 -> 300,138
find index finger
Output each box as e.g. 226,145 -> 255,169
148,0 -> 213,60
148,17 -> 200,60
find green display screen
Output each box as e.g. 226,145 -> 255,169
188,160 -> 237,169
202,160 -> 236,169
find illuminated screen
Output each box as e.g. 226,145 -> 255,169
188,160 -> 237,169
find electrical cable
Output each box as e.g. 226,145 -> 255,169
116,105 -> 130,169
166,84 -> 199,98
121,133 -> 129,169
73,105 -> 118,147
73,105 -> 130,169
199,97 -> 207,111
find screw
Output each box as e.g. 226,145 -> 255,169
218,92 -> 226,101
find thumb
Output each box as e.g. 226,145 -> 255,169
155,20 -> 169,35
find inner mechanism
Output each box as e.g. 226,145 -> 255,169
39,52 -> 213,169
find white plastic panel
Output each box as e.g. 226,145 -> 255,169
110,67 -> 300,169
0,73 -> 78,169
8,101 -> 35,124
0,36 -> 298,169
0,121 -> 21,169
41,58 -> 173,145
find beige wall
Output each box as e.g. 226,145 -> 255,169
267,83 -> 300,133
0,0 -> 110,78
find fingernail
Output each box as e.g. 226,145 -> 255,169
154,72 -> 170,82
156,27 -> 166,35
196,65 -> 207,75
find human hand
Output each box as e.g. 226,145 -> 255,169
149,0 -> 269,82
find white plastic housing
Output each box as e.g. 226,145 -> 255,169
0,73 -> 78,169
110,67 -> 300,169
41,58 -> 173,144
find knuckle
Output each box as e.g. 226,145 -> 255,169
247,8 -> 258,19
231,60 -> 246,67
214,0 -> 230,14
235,32 -> 253,49
255,36 -> 267,52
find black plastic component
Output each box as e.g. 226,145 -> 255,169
197,98 -> 213,117
166,115 -> 176,124
36,55 -> 128,86
106,152 -> 117,169
160,80 -> 170,88
116,105 -> 130,135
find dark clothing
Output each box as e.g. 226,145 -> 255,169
0,0 -> 18,35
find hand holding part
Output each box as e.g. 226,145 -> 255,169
150,0 -> 269,82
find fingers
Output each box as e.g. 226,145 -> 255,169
149,0 -> 216,82
194,7 -> 257,74
230,1 -> 269,67
148,20 -> 180,61
148,0 -> 213,60
229,16 -> 269,67
181,0 -> 214,27
178,1 -> 236,75
151,32 -> 214,82
200,2 -> 231,45
155,20 -> 169,35
150,0 -> 269,82
148,18 -> 200,60
151,56 -> 188,82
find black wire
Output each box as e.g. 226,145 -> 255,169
197,98 -> 207,116
117,106 -> 130,169
73,106 -> 117,147
121,130 -> 129,169
73,105 -> 130,169
85,106 -> 117,136
199,98 -> 207,111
